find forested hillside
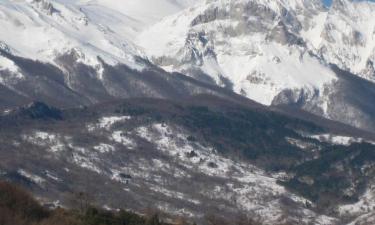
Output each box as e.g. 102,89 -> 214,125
0,181 -> 261,225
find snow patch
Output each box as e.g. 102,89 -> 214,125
111,131 -> 137,149
93,143 -> 115,153
0,55 -> 24,85
0,0 -> 145,72
88,115 -> 131,131
339,184 -> 375,218
45,170 -> 61,182
310,134 -> 369,146
18,169 -> 45,185
22,131 -> 69,153
149,184 -> 200,205
72,152 -> 102,174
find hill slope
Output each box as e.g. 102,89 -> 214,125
1,96 -> 375,224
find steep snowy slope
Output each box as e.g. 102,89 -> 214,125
0,0 -> 220,109
0,0 -> 144,68
137,0 -> 337,105
137,0 -> 375,132
138,0 -> 375,84
0,0 -> 213,107
78,0 -> 200,26
318,0 -> 375,81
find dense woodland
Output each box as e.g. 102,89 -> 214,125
0,181 -> 262,225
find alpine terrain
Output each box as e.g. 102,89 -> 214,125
0,0 -> 375,225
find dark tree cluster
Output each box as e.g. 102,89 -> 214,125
0,181 -> 263,225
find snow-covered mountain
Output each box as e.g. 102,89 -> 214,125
0,0 -> 227,109
138,0 -> 335,104
0,0 -> 200,70
76,0 -> 199,26
0,0 -> 145,69
137,0 -> 375,132
319,0 -> 375,81
2,0 -> 374,132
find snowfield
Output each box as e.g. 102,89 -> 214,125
0,0 -> 144,71
76,0 -> 199,26
309,134 -> 370,146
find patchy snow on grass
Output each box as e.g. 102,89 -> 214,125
93,143 -> 116,153
88,115 -> 132,131
347,212 -> 375,225
65,143 -> 104,174
152,158 -> 189,178
200,165 -> 314,223
72,152 -> 102,174
98,116 -> 131,129
156,201 -> 198,218
149,184 -> 200,205
135,123 -> 233,177
111,131 -> 137,149
133,122 -> 338,224
22,131 -> 56,144
110,169 -> 132,184
339,184 -> 375,216
22,131 -> 69,153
